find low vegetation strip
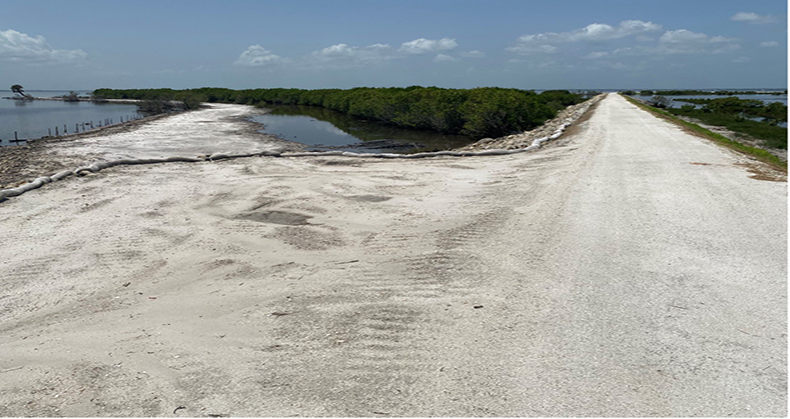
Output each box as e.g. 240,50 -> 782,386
622,89 -> 787,96
622,94 -> 787,170
92,87 -> 586,139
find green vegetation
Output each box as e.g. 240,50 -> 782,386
269,105 -> 474,150
648,95 -> 671,109
93,86 -> 584,139
661,97 -> 787,149
621,94 -> 786,170
628,89 -> 786,96
648,89 -> 786,96
93,88 -> 206,114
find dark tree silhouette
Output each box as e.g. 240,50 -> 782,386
11,84 -> 25,97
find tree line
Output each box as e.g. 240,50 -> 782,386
92,86 -> 584,139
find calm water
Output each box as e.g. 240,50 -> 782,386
631,92 -> 788,127
0,90 -> 141,146
631,93 -> 787,108
250,105 -> 475,154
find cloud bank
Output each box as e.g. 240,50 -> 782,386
0,29 -> 87,64
237,37 -> 460,70
731,12 -> 777,24
508,20 -> 662,54
234,45 -> 285,67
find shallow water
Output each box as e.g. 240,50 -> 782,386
0,90 -> 141,146
632,93 -> 787,108
631,93 -> 788,127
250,105 -> 475,154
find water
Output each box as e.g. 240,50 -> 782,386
630,92 -> 788,127
631,93 -> 787,108
0,90 -> 141,146
250,105 -> 476,153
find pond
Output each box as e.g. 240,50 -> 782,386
249,105 -> 476,154
630,93 -> 787,108
630,92 -> 788,127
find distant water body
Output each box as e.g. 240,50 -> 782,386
0,90 -> 140,147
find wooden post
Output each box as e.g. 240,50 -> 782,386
55,126 -> 59,136
76,123 -> 79,132
14,131 -> 18,141
64,124 -> 67,134
48,128 -> 52,136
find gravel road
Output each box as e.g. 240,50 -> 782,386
0,93 -> 785,416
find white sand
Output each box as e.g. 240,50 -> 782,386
0,94 -> 785,416
41,103 -> 290,163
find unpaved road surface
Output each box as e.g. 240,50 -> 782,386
0,94 -> 785,416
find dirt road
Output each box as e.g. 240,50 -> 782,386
0,93 -> 785,416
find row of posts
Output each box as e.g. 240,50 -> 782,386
5,114 -> 143,145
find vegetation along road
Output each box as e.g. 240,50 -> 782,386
0,93 -> 785,416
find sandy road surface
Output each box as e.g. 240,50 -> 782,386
0,94 -> 785,416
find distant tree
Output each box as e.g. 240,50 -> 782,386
10,84 -> 31,99
63,91 -> 80,102
650,95 -> 671,109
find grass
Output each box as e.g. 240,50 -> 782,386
670,109 -> 787,149
621,94 -> 787,171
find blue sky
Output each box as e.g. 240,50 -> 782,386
0,0 -> 786,90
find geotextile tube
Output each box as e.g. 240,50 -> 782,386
0,115 -> 578,203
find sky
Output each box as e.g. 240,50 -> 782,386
0,0 -> 786,91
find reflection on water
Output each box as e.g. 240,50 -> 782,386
0,91 -> 140,147
631,94 -> 788,127
250,105 -> 475,153
632,94 -> 788,108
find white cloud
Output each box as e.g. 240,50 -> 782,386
731,12 -> 777,24
0,29 -> 87,64
304,37 -> 459,69
508,20 -> 661,54
307,43 -> 397,69
733,56 -> 751,63
236,37 -> 461,70
312,43 -> 393,62
234,45 -> 285,67
585,51 -> 609,59
760,41 -> 779,47
657,29 -> 740,54
460,50 -> 485,58
398,38 -> 458,54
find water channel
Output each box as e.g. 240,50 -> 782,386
250,105 -> 476,154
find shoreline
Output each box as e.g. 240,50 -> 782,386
0,97 -> 595,193
0,111 -> 186,189
2,96 -> 141,104
0,104 -> 303,190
